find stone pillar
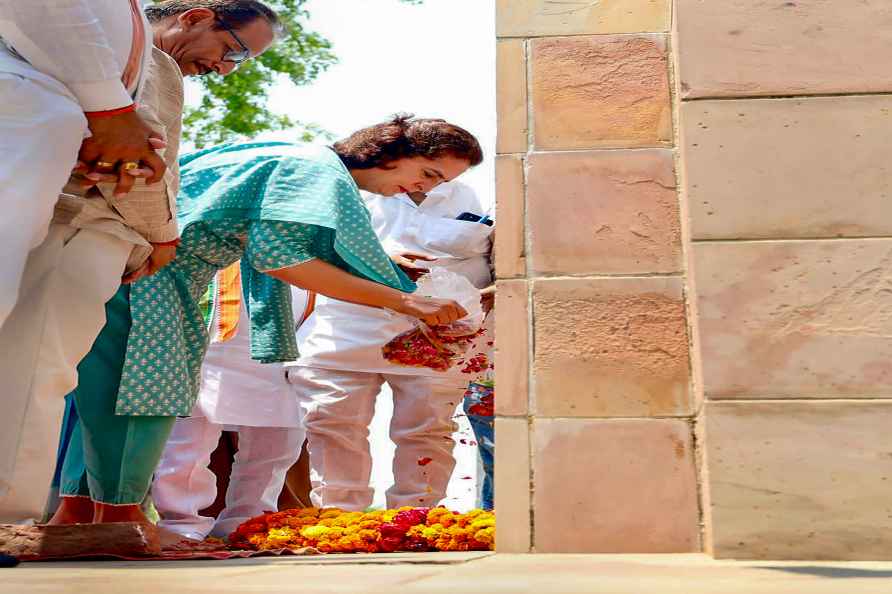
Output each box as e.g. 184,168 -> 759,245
494,0 -> 700,553
676,1 -> 892,559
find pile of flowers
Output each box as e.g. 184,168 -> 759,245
229,506 -> 495,553
382,325 -> 484,371
460,352 -> 490,375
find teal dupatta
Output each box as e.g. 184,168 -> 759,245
115,142 -> 416,416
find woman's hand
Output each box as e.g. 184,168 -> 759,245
396,294 -> 467,326
390,252 -> 436,281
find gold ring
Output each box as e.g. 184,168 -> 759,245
95,161 -> 116,168
121,162 -> 139,171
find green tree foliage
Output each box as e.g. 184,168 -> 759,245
164,0 -> 422,147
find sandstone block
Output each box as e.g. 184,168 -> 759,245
533,418 -> 699,553
496,39 -> 527,154
684,96 -> 892,240
694,240 -> 892,398
532,277 -> 691,417
494,418 -> 530,553
494,279 -> 529,416
531,35 -> 671,149
527,149 -> 681,275
497,0 -> 670,37
494,155 -> 525,279
703,400 -> 892,560
676,0 -> 892,98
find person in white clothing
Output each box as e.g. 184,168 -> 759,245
289,180 -> 494,510
0,0 -> 168,328
0,1 -> 280,525
151,270 -> 309,540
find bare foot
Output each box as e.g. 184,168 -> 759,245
91,504 -> 203,549
92,503 -> 147,524
47,496 -> 94,525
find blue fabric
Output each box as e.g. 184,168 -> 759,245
462,383 -> 494,510
50,395 -> 79,490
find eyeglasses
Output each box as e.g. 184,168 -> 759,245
216,18 -> 251,64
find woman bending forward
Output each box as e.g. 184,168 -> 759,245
50,115 -> 482,527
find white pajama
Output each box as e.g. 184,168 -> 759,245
0,224 -> 133,523
289,366 -> 467,511
153,417 -> 305,540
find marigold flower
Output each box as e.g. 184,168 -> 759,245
232,507 -> 494,553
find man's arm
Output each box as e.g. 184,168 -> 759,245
0,0 -> 131,111
0,1 -> 167,193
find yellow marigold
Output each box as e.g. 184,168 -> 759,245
300,525 -> 331,540
421,525 -> 443,540
318,508 -> 343,519
361,510 -> 385,520
325,527 -> 345,540
470,517 -> 495,530
474,527 -> 495,545
267,527 -> 295,543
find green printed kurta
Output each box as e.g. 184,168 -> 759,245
115,142 -> 415,416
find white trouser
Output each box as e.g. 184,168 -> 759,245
0,224 -> 132,523
0,69 -> 88,328
289,366 -> 466,511
153,415 -> 306,540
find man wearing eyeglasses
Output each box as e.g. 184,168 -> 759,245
0,0 -> 279,527
148,0 -> 278,77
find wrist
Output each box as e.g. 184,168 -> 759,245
384,290 -> 410,314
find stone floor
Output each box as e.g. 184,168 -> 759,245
6,553 -> 892,594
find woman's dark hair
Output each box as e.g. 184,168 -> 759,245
333,114 -> 483,170
145,0 -> 283,36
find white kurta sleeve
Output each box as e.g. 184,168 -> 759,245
0,0 -> 132,110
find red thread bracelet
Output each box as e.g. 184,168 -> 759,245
84,104 -> 137,118
153,238 -> 181,247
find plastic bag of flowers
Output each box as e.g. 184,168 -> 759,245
382,267 -> 485,371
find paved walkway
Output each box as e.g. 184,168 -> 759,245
6,553 -> 892,594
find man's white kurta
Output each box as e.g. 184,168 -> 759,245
292,181 -> 493,376
193,298 -> 306,428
